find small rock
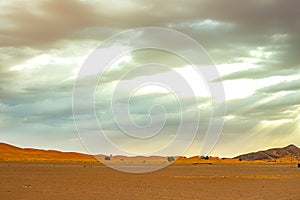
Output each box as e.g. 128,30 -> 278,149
23,184 -> 31,188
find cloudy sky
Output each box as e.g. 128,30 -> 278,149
0,0 -> 299,157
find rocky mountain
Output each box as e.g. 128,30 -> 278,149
235,144 -> 300,162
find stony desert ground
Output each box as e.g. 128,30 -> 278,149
1,162 -> 300,200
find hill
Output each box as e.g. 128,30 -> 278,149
0,143 -> 97,163
235,144 -> 300,162
1,142 -> 299,164
0,143 -> 242,164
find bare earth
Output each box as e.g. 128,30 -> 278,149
1,162 -> 300,200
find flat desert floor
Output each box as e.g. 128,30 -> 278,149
1,162 -> 300,200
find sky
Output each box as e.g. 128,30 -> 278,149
0,0 -> 299,157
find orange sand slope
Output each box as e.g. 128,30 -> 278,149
0,143 -> 96,163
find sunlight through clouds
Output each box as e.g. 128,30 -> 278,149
0,0 -> 299,157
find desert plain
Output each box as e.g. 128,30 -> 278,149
1,162 -> 300,200
1,143 -> 300,200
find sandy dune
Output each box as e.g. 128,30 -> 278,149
0,143 -> 97,163
2,142 -> 298,165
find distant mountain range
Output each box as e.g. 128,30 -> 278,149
235,144 -> 300,162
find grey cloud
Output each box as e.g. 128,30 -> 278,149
226,92 -> 300,123
220,67 -> 299,81
0,47 -> 41,68
95,91 -> 211,131
0,0 -> 100,47
257,79 -> 300,93
99,49 -> 188,83
1,0 -> 299,77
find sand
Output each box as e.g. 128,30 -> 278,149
1,162 -> 300,200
